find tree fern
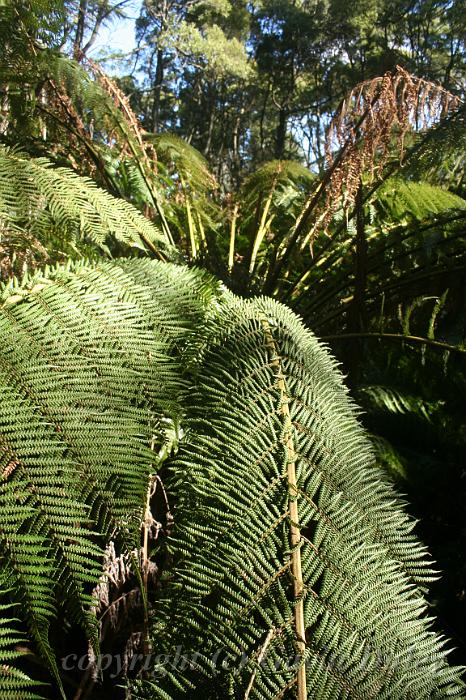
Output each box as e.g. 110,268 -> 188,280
131,292 -> 465,699
0,261 -> 464,697
0,259 -> 220,696
404,103 -> 466,194
146,133 -> 220,259
0,146 -> 177,280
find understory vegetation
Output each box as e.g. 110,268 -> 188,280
0,1 -> 465,698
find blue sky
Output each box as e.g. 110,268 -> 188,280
88,0 -> 141,68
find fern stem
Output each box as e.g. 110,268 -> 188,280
180,174 -> 197,260
319,331 -> 466,354
261,317 -> 307,700
142,474 -> 157,655
244,627 -> 275,699
228,202 -> 239,272
249,192 -> 274,274
196,210 -> 207,250
185,196 -> 197,260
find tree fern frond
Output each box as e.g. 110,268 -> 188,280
403,102 -> 466,192
357,385 -> 443,422
139,294 -> 465,698
0,592 -> 46,699
0,146 -> 176,274
367,434 -> 408,483
150,133 -> 217,193
241,161 -> 315,195
0,259 -> 221,692
43,55 -> 175,243
0,479 -> 61,694
375,179 -> 466,223
0,259 -> 464,697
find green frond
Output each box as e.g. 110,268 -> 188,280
0,259 -> 221,691
367,434 -> 408,483
149,133 -> 217,192
133,293 -> 465,698
0,146 -> 175,274
405,103 -> 466,192
357,385 -> 443,422
241,160 -> 315,195
0,594 -> 45,699
0,259 -> 464,696
375,179 -> 466,224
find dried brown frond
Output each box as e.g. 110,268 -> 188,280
77,55 -> 174,241
0,227 -> 50,282
318,66 -> 461,238
44,80 -> 97,175
83,56 -> 144,147
91,543 -> 158,629
81,55 -> 158,171
88,474 -> 171,684
0,434 -> 20,480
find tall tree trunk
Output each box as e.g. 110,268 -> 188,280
203,94 -> 216,158
259,81 -> 271,156
73,0 -> 87,59
275,107 -> 287,160
151,49 -> 164,133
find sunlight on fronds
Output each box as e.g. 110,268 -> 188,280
0,146 -> 176,280
132,291 -> 464,699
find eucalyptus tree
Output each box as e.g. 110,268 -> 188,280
134,0 -> 252,165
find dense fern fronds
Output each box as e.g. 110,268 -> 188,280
0,579 -> 45,699
152,133 -> 217,194
374,179 -> 466,224
0,146 -> 175,277
1,44 -> 175,242
357,385 -> 444,422
133,295 -> 465,699
354,385 -> 444,484
1,259 -> 464,697
366,434 -> 408,484
291,184 -> 466,343
226,161 -> 314,287
404,103 -> 466,194
143,133 -> 221,259
0,259 -> 220,695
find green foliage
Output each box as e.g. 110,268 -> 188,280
404,104 -> 466,195
0,259 -> 221,697
357,385 -> 444,422
375,179 -> 466,224
288,179 -> 466,346
133,289 -> 463,698
1,3 -> 466,694
0,580 -> 45,699
0,259 -> 463,698
0,146 -> 176,279
227,160 -> 315,283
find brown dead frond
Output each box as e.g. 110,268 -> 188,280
81,55 -> 157,170
319,66 -> 461,237
91,542 -> 158,630
0,434 -> 20,480
0,227 -> 50,282
44,80 -> 97,175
